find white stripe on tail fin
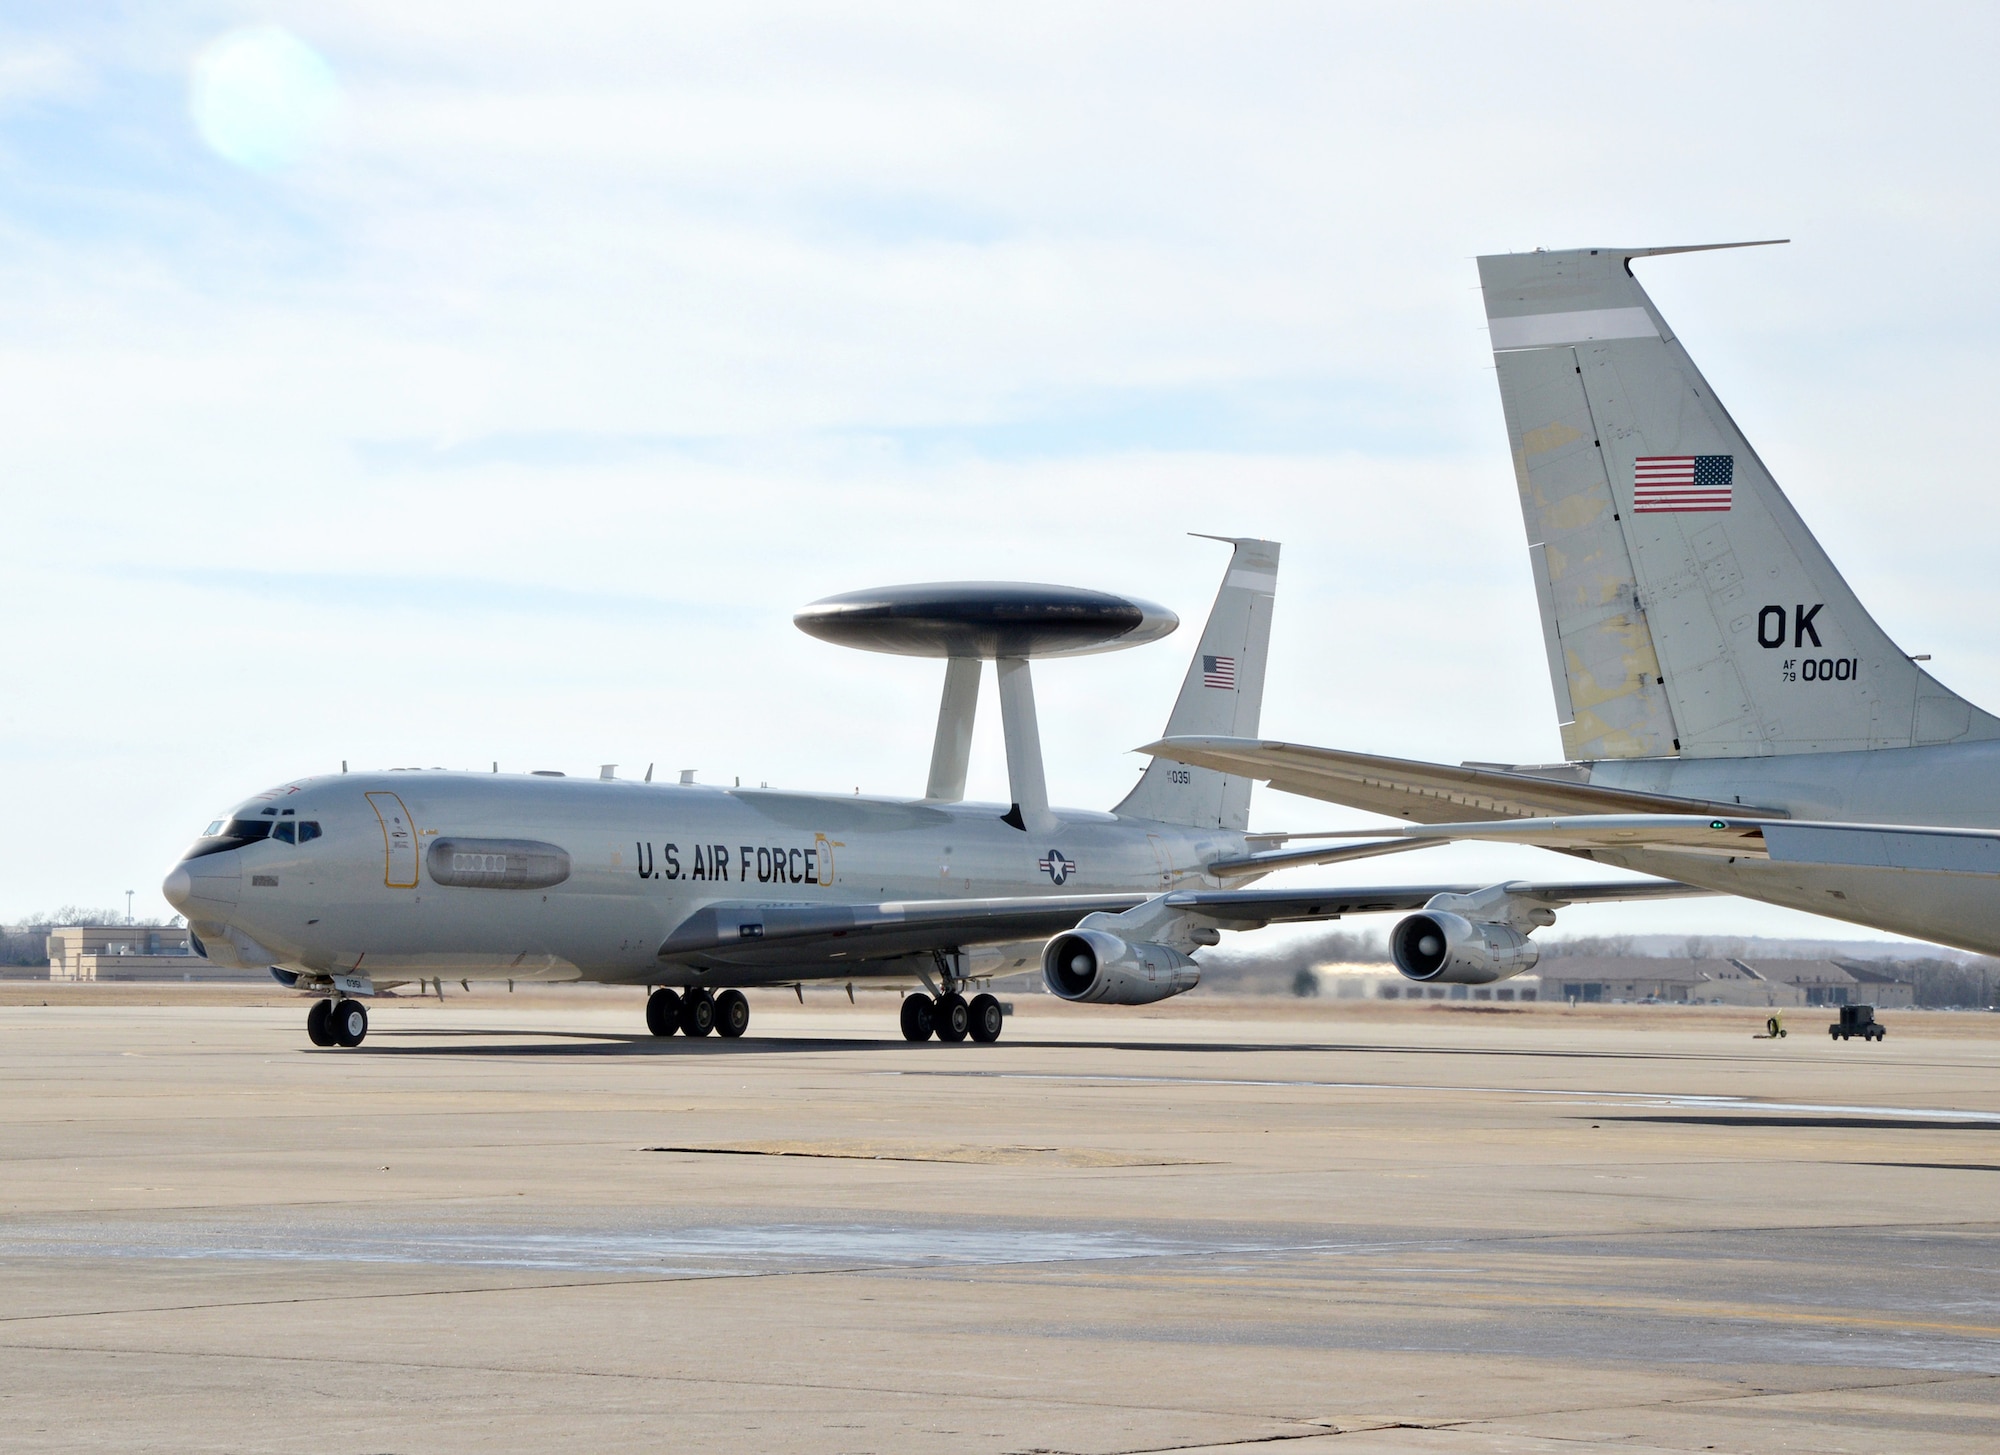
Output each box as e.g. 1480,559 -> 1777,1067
1114,537 -> 1278,829
1480,243 -> 2000,759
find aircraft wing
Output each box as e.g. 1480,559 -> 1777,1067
1329,815 -> 2000,874
656,878 -> 1707,973
1161,878 -> 1707,924
658,895 -> 1152,972
1140,736 -> 1780,822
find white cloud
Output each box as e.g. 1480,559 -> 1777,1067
0,40 -> 83,109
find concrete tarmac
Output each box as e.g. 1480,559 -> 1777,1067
3,988 -> 2000,1452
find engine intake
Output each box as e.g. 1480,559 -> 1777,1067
1042,929 -> 1200,1005
1390,910 -> 1539,985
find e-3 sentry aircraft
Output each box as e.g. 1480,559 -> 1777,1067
1150,243 -> 2000,970
162,537 -> 1696,1048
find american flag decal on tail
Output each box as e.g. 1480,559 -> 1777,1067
1634,455 -> 1733,512
1202,655 -> 1237,689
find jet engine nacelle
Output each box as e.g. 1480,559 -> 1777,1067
1390,910 -> 1539,985
1042,928 -> 1200,1005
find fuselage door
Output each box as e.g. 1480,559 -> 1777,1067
365,791 -> 420,889
1146,833 -> 1175,888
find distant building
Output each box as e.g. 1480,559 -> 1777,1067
1535,956 -> 1913,1009
46,925 -> 263,983
1369,978 -> 1540,1002
1321,965 -> 1540,1002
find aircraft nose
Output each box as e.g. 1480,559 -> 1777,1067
161,866 -> 193,912
164,854 -> 240,914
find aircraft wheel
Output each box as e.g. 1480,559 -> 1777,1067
646,988 -> 682,1037
679,990 -> 716,1037
968,992 -> 1003,1043
306,999 -> 336,1047
716,989 -> 750,1039
899,993 -> 935,1042
935,993 -> 970,1043
331,999 -> 368,1048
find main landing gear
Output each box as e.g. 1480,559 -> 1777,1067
647,988 -> 750,1040
306,997 -> 368,1048
901,990 -> 1003,1044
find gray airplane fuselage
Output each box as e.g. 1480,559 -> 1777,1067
1579,743 -> 2000,954
165,773 -> 1246,986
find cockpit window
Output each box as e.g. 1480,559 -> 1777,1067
298,821 -> 322,844
273,821 -> 297,844
182,817 -> 274,860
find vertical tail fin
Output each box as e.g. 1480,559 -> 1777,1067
1480,243 -> 2000,759
1114,537 -> 1278,829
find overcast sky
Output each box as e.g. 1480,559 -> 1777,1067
5,3 -> 1999,944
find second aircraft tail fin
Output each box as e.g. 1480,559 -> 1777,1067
1479,243 -> 2000,760
1114,537 -> 1278,830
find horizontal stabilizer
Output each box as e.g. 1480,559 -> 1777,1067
1140,736 -> 1780,822
1322,813 -> 2000,876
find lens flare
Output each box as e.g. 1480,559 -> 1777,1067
189,26 -> 341,172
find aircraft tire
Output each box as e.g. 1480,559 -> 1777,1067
899,993 -> 934,1042
679,991 -> 716,1037
716,989 -> 750,1038
646,988 -> 682,1037
935,993 -> 970,1043
332,999 -> 368,1048
968,993 -> 1003,1043
306,999 -> 336,1047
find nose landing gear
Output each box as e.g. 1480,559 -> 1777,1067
306,997 -> 367,1048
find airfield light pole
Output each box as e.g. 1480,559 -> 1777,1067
125,890 -> 134,925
